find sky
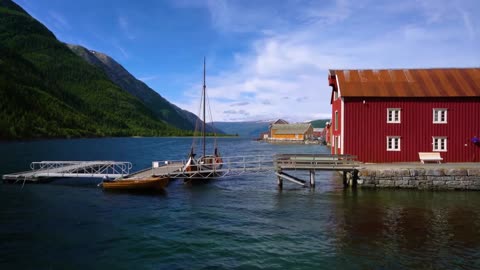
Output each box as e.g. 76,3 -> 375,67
15,0 -> 480,123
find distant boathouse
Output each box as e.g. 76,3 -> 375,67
269,123 -> 314,142
328,68 -> 480,163
259,119 -> 315,143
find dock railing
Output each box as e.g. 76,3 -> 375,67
273,154 -> 360,188
149,155 -> 274,178
148,154 -> 360,179
26,161 -> 132,178
274,154 -> 359,171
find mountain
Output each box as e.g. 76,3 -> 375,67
67,44 -> 220,133
213,119 -> 332,138
213,121 -> 270,138
0,0 -> 201,139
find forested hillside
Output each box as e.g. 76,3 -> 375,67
0,0 -> 193,139
213,121 -> 270,138
67,44 -> 222,133
310,119 -> 330,128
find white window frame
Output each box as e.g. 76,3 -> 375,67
387,136 -> 401,151
433,137 -> 447,152
387,108 -> 401,123
433,108 -> 447,124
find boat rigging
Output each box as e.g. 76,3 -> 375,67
183,58 -> 223,179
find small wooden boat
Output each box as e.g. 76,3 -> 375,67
101,176 -> 169,191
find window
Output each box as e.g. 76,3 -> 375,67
334,90 -> 338,100
334,111 -> 338,130
433,137 -> 447,151
387,136 -> 401,151
433,109 -> 447,123
387,108 -> 401,123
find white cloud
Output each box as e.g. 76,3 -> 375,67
204,0 -> 287,33
113,42 -> 129,59
47,10 -> 70,31
457,7 -> 476,39
139,74 -> 161,82
118,15 -> 136,40
174,0 -> 479,122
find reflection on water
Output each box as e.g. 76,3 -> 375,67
335,190 -> 480,268
102,188 -> 169,197
1,138 -> 480,269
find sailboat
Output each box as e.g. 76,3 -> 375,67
183,58 -> 223,180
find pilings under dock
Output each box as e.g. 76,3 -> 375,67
274,154 -> 360,189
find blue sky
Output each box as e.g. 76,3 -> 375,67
16,0 -> 480,122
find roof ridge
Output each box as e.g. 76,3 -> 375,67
332,68 -> 480,97
330,67 -> 480,72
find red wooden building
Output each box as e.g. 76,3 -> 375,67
329,68 -> 480,163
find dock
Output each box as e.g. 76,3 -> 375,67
274,154 -> 360,188
2,154 -> 361,188
138,155 -> 275,179
2,161 -> 132,183
126,154 -> 360,187
123,162 -> 185,179
4,156 -> 480,191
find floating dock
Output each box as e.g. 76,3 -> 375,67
2,161 -> 132,183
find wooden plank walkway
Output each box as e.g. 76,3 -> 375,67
275,154 -> 359,171
274,154 -> 360,188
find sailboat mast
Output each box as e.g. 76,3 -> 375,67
203,57 -> 206,158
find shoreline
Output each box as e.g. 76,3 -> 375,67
356,163 -> 480,190
0,135 -> 240,143
258,139 -> 323,145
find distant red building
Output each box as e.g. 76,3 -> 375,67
329,68 -> 480,163
313,128 -> 323,138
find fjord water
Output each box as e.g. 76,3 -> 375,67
1,138 -> 479,269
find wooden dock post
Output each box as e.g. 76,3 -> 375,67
274,153 -> 359,189
351,170 -> 358,188
309,170 -> 315,188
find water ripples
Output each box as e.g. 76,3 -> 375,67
2,138 -> 480,269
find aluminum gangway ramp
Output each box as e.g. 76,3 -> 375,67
126,155 -> 275,179
2,161 -> 132,183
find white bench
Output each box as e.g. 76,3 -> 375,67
418,152 -> 443,164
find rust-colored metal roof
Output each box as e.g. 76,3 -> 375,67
330,68 -> 480,97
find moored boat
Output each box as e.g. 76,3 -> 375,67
183,58 -> 223,180
101,176 -> 169,190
